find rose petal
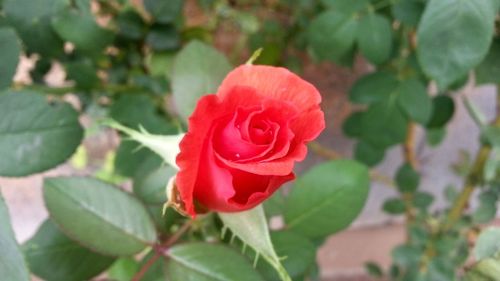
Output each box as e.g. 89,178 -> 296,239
217,65 -> 322,112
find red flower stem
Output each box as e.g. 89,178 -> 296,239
131,220 -> 193,281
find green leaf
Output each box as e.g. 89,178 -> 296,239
383,198 -> 406,214
308,10 -> 358,63
426,95 -> 454,128
0,194 -> 30,281
365,262 -> 384,278
391,0 -> 425,26
343,111 -> 364,138
349,71 -> 399,105
0,91 -> 83,177
133,165 -> 176,205
23,220 -> 115,281
65,59 -> 100,90
0,27 -> 21,90
360,99 -> 408,148
115,142 -> 163,178
417,0 -> 497,89
284,160 -> 370,238
144,0 -> 183,24
171,41 -> 231,121
107,258 -> 140,281
320,0 -> 370,14
146,24 -> 180,51
219,205 -> 290,281
427,128 -> 446,147
43,177 -> 157,256
4,0 -> 68,57
481,126 -> 500,147
110,95 -> 175,134
413,192 -> 434,211
116,9 -> 146,41
166,243 -> 265,281
140,252 -> 168,281
356,13 -> 392,65
354,140 -> 385,167
263,191 -> 286,218
476,40 -> 500,85
397,78 -> 432,124
52,9 -> 114,55
472,191 -> 498,224
474,227 -> 500,260
257,231 -> 316,281
396,163 -> 420,193
466,257 -> 500,281
392,244 -> 422,267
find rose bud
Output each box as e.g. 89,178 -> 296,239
174,65 -> 325,217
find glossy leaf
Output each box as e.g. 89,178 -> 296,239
0,194 -> 30,281
23,220 -> 115,281
284,160 -> 370,238
166,243 -> 265,281
0,91 -> 83,177
356,13 -> 392,65
417,0 -> 497,89
172,40 -> 231,121
43,177 -> 157,256
0,27 -> 20,90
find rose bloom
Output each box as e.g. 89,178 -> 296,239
175,65 -> 325,217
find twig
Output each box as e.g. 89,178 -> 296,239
308,141 -> 342,160
402,122 -> 418,225
442,146 -> 491,231
131,220 -> 193,281
403,122 -> 419,169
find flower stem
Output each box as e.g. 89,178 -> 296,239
131,220 -> 193,281
308,141 -> 342,160
442,146 -> 491,231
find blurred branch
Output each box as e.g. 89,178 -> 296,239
442,146 -> 491,231
403,122 -> 419,169
402,122 -> 418,225
308,141 -> 342,160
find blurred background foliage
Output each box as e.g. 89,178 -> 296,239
2,0 -> 500,280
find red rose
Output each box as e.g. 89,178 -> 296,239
175,65 -> 325,217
